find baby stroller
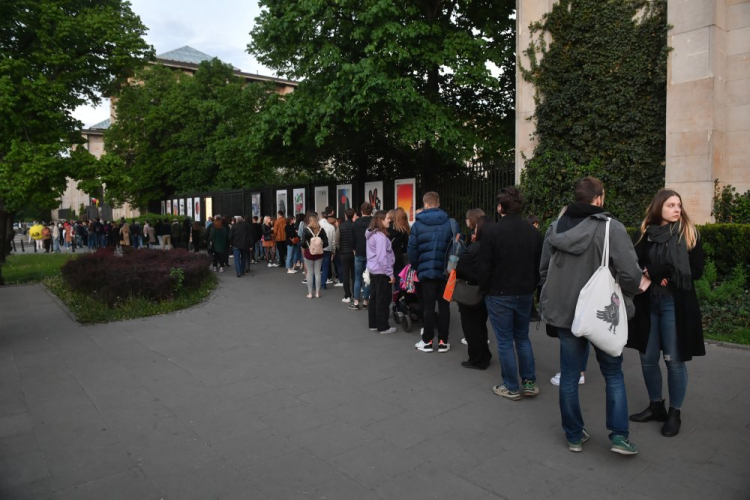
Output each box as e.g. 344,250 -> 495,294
392,265 -> 422,332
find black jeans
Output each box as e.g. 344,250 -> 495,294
276,242 -> 287,267
459,302 -> 492,367
340,253 -> 354,299
368,274 -> 392,332
419,279 -> 451,343
213,250 -> 228,268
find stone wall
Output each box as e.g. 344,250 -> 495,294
515,0 -> 750,223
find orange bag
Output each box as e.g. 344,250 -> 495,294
443,269 -> 457,302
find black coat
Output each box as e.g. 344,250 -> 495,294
387,225 -> 409,275
626,237 -> 705,361
456,240 -> 481,285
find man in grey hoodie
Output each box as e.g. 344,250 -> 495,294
540,177 -> 643,456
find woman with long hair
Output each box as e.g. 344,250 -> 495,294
301,213 -> 328,298
456,215 -> 493,369
366,210 -> 396,334
209,216 -> 230,272
262,216 -> 276,266
628,189 -> 704,437
387,207 -> 411,283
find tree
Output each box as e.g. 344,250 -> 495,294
95,59 -> 282,209
248,0 -> 516,180
0,0 -> 152,283
519,0 -> 669,226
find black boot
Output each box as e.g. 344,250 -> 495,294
661,407 -> 681,437
629,400 -> 667,423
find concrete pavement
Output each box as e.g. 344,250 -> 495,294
1,263 -> 748,499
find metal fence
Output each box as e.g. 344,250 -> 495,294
152,159 -> 515,229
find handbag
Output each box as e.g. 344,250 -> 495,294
452,279 -> 484,306
291,236 -> 300,245
571,218 -> 629,357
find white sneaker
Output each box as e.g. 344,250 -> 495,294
219,266 -> 224,273
326,279 -> 334,284
267,263 -> 272,268
287,269 -> 297,274
415,340 -> 433,352
271,263 -> 279,267
379,327 -> 397,334
334,282 -> 344,287
342,297 -> 351,303
550,373 -> 585,386
461,338 -> 467,345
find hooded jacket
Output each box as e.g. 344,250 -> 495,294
366,229 -> 395,277
407,208 -> 454,281
539,210 -> 642,329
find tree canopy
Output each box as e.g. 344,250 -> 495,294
0,0 -> 152,280
248,0 -> 516,179
96,59 -> 282,208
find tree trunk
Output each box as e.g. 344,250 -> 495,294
0,199 -> 14,286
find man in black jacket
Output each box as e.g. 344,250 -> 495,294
478,187 -> 543,402
229,216 -> 253,277
338,208 -> 356,302
350,202 -> 373,310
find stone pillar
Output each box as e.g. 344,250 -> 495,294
515,0 -> 556,183
724,0 -> 750,203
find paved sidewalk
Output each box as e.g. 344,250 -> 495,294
1,264 -> 748,499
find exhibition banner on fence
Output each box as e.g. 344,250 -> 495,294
276,190 -> 288,215
251,193 -> 261,219
166,200 -> 172,215
194,198 -> 201,222
179,199 -> 185,216
205,198 -> 213,221
314,186 -> 328,214
187,198 -> 193,218
364,181 -> 383,211
293,188 -> 305,216
336,184 -> 352,217
161,200 -> 166,215
173,199 -> 179,216
395,178 -> 416,224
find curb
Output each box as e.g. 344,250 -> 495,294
705,339 -> 750,352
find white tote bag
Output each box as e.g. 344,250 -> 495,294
571,218 -> 628,357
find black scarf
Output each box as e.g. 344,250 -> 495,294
646,223 -> 692,290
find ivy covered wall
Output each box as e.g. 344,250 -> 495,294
518,0 -> 670,226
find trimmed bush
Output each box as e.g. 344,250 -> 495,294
61,248 -> 211,306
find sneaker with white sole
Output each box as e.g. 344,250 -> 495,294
379,327 -> 397,334
461,338 -> 468,345
522,379 -> 539,397
568,429 -> 590,452
415,340 -> 433,352
287,269 -> 297,274
550,373 -> 586,386
369,328 -> 378,331
492,384 -> 521,401
219,266 -> 224,273
342,297 -> 351,303
334,282 -> 344,287
610,435 -> 638,456
268,263 -> 273,268
348,303 -> 359,310
438,340 -> 450,353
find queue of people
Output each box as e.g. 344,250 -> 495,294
231,179 -> 704,458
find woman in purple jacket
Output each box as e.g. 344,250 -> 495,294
365,211 -> 397,334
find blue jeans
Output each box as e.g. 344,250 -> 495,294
353,255 -> 370,302
286,244 -> 300,269
558,328 -> 629,443
233,247 -> 248,276
485,294 -> 536,392
254,240 -> 263,261
320,251 -> 332,288
640,294 -> 687,409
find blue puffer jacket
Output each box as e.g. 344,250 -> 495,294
407,208 -> 455,281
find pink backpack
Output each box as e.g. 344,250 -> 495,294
308,229 -> 324,255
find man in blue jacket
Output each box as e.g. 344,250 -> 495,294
408,191 -> 455,353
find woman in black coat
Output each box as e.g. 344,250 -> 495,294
455,215 -> 493,370
627,189 -> 705,438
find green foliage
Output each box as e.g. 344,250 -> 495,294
519,0 -> 669,227
98,60 -> 280,208
45,274 -> 217,324
169,267 -> 185,294
712,181 -> 750,224
695,261 -> 750,345
698,223 -> 750,285
0,0 -> 153,212
249,0 -> 516,178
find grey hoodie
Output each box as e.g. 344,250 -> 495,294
539,212 -> 642,329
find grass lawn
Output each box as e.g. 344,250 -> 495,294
2,253 -> 78,284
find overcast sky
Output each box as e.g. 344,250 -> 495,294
73,0 -> 269,128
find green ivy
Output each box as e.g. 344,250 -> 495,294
519,0 -> 669,226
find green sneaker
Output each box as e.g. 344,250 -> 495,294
522,379 -> 539,397
492,384 -> 521,401
610,435 -> 638,455
567,429 -> 590,453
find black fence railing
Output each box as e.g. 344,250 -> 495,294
151,159 -> 515,230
